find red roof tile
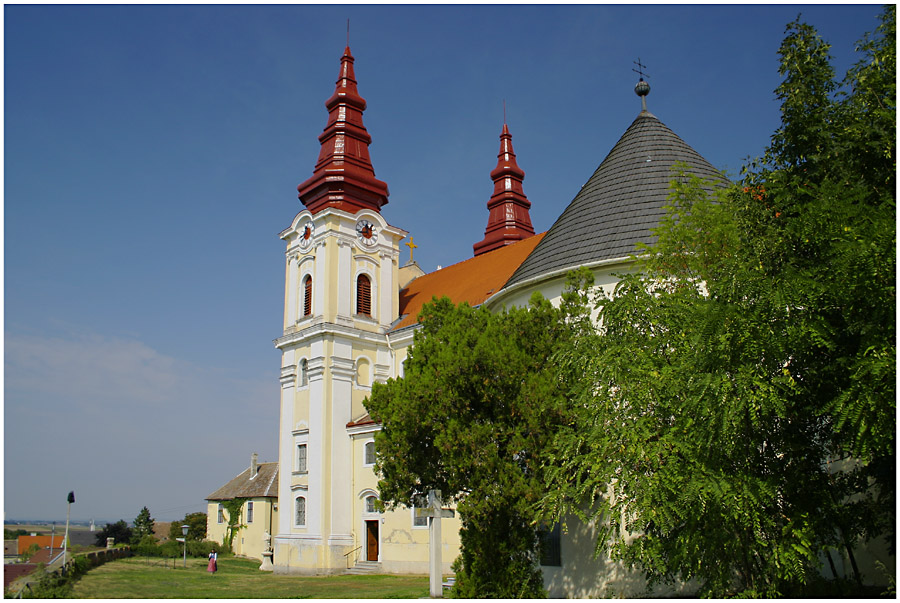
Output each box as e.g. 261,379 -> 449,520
394,232 -> 545,331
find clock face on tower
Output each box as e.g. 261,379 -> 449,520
299,221 -> 314,249
356,219 -> 378,247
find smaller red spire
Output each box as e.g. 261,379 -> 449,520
297,46 -> 389,215
473,122 -> 535,256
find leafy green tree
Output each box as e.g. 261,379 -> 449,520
366,288 -> 589,598
131,506 -> 155,544
169,511 -> 208,541
94,520 -> 132,547
543,8 -> 894,597
4,528 -> 27,540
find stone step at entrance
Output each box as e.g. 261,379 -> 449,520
346,560 -> 382,575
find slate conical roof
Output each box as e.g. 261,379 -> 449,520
503,108 -> 725,290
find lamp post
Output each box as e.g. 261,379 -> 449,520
63,491 -> 74,568
181,525 -> 189,568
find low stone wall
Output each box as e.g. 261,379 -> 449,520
81,547 -> 131,569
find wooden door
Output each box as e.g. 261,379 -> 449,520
365,520 -> 379,561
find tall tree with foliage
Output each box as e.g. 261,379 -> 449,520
542,8 -> 894,598
94,520 -> 132,547
131,506 -> 155,544
366,287 -> 589,598
168,512 -> 208,541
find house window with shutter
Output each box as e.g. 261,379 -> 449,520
247,501 -> 254,523
356,274 -> 372,317
303,275 -> 313,317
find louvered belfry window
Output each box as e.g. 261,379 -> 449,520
357,274 -> 372,317
303,275 -> 313,317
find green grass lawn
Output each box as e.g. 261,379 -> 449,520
70,556 -> 430,599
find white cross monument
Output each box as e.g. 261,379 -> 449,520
414,489 -> 455,597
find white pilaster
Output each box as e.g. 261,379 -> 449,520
379,250 -> 392,325
306,342 -> 326,540
337,240 -> 352,319
277,348 -> 297,538
329,338 -> 354,544
286,255 -> 299,325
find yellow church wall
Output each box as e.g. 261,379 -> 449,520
348,430 -> 461,574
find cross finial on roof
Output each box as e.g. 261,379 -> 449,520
405,236 -> 418,263
632,57 -> 649,81
632,58 -> 651,112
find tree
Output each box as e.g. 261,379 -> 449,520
131,506 -> 155,544
543,8 -> 894,597
169,512 -> 208,541
365,287 -> 589,598
94,520 -> 132,547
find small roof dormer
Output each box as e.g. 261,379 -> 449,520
297,46 -> 390,215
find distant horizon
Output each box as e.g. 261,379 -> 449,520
6,515 -> 206,527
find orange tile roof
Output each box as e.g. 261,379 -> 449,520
17,535 -> 65,555
393,233 -> 545,331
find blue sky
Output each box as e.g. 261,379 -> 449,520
4,3 -> 886,522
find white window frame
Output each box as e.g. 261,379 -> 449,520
299,358 -> 309,388
217,503 -> 224,524
411,502 -> 428,529
294,496 -> 307,528
365,495 -> 378,514
297,443 -> 308,474
363,440 -> 376,467
247,501 -> 254,524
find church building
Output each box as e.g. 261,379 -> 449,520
271,44 -> 722,596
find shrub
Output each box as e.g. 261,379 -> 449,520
158,540 -> 181,558
133,534 -> 160,557
187,540 -> 220,558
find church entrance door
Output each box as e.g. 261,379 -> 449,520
365,520 -> 379,561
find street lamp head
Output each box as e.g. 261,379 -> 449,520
67,491 -> 75,504
181,525 -> 189,537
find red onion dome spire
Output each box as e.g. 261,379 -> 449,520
473,122 -> 535,256
297,46 -> 389,215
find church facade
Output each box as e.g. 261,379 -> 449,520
271,45 -> 724,596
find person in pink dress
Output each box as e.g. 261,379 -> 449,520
207,549 -> 217,574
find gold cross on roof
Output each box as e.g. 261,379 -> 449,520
405,237 -> 418,263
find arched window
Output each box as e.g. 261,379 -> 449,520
356,274 -> 372,317
364,441 -> 376,466
299,358 -> 309,387
303,275 -> 313,317
365,495 -> 377,514
295,496 -> 306,527
356,357 -> 370,387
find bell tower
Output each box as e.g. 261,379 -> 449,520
296,46 -> 390,216
274,45 -> 406,573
